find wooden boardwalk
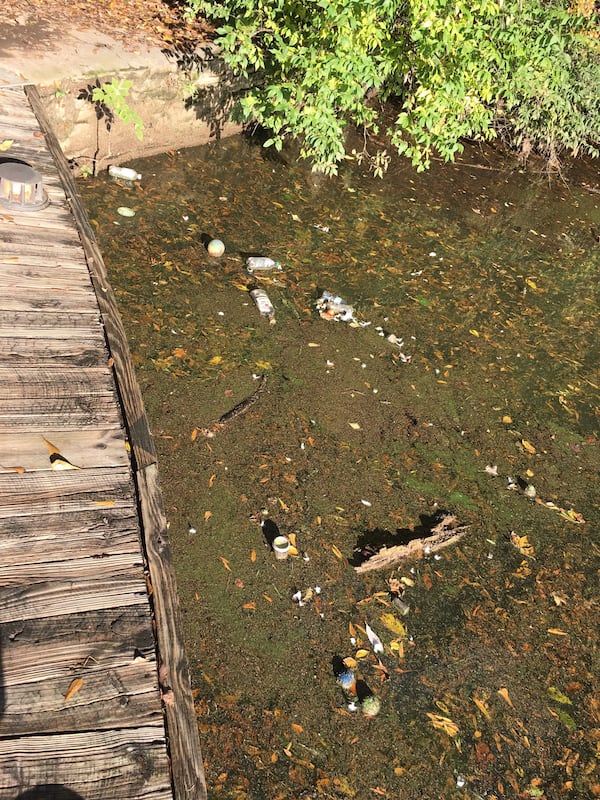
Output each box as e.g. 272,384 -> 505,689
0,86 -> 206,800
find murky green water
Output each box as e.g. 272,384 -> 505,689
80,139 -> 599,800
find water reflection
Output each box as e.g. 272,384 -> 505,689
80,138 -> 599,800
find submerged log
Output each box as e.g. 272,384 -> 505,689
354,514 -> 470,573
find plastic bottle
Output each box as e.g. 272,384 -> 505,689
108,165 -> 142,182
246,256 -> 282,273
250,288 -> 276,324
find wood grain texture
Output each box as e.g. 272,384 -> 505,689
22,85 -> 206,800
0,727 -> 173,800
25,87 -> 158,472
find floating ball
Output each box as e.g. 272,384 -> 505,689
207,238 -> 225,257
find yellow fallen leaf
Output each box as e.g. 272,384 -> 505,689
521,439 -> 537,454
331,544 -> 344,559
0,140 -> 14,151
250,549 -> 256,562
379,613 -> 407,637
502,415 -> 512,423
64,677 -> 84,702
343,656 -> 358,669
204,510 -> 212,521
208,355 -> 223,365
307,342 -> 321,347
255,360 -> 271,370
510,531 -> 535,558
525,278 -> 537,289
469,329 -> 480,337
219,556 -> 231,571
191,427 -> 198,441
349,422 -> 361,430
547,628 -> 569,636
473,696 -> 492,720
355,649 -> 370,659
497,687 -> 514,708
426,713 -> 459,737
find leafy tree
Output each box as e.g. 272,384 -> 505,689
186,0 -> 600,174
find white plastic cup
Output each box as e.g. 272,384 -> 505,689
272,535 -> 290,560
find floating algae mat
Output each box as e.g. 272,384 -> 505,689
80,136 -> 599,800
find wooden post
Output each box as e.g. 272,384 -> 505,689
25,85 -> 207,800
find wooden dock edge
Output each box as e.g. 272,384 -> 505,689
25,85 -> 207,800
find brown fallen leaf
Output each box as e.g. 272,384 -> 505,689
64,677 -> 84,702
497,687 -> 514,708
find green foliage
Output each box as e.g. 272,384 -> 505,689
187,0 -> 600,173
91,79 -> 144,141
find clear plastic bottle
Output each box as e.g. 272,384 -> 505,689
250,288 -> 276,324
246,256 -> 282,273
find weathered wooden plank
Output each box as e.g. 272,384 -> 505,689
0,334 -> 108,366
0,252 -> 99,271
25,87 -> 158,472
0,285 -> 99,313
0,504 -> 140,564
0,574 -> 148,624
0,366 -> 113,398
0,467 -> 133,516
1,609 -> 156,682
0,727 -> 173,800
0,432 -> 129,468
1,225 -> 81,249
138,463 -> 207,800
1,662 -> 163,737
0,263 -> 95,288
0,398 -> 121,432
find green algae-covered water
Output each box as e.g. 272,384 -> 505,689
79,138 -> 599,800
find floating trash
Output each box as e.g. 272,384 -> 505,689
117,206 -> 135,217
361,694 -> 381,718
246,256 -> 282,273
108,165 -> 141,182
315,290 -> 355,322
272,535 -> 290,560
250,288 -> 276,324
207,238 -> 225,257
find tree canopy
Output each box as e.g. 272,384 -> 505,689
186,0 -> 600,174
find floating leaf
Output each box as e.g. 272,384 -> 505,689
426,712 -> 459,737
343,656 -> 358,669
469,329 -> 480,337
521,439 -> 537,454
502,415 -> 513,423
191,427 -> 198,441
497,687 -> 514,708
547,628 -> 568,636
473,696 -> 492,720
291,723 -> 303,733
510,531 -> 535,558
355,648 -> 370,659
208,355 -> 223,365
255,360 -> 271,370
379,613 -> 407,637
349,422 -> 361,430
242,602 -> 256,611
204,510 -> 212,521
64,677 -> 84,702
331,544 -> 343,560
250,549 -> 256,562
548,687 -> 571,705
555,708 -> 577,730
219,556 -> 231,572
